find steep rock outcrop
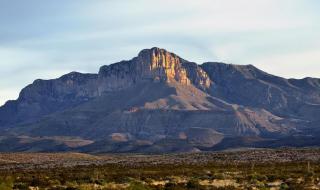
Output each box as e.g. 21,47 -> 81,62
98,47 -> 211,93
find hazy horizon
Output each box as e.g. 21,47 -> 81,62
1,0 -> 320,106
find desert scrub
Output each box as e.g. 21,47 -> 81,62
186,178 -> 203,190
0,176 -> 14,190
127,181 -> 151,190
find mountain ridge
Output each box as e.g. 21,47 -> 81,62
0,47 -> 319,153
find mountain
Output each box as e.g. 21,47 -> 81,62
0,47 -> 319,153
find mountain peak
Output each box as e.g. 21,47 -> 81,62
137,47 -> 183,71
136,47 -> 189,84
97,47 -> 211,92
137,47 -> 179,59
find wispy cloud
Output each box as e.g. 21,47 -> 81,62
0,0 -> 319,105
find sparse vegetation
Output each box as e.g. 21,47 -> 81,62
0,148 -> 320,189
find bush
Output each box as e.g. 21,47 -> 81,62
128,181 -> 151,190
13,182 -> 29,190
186,179 -> 202,190
280,183 -> 289,190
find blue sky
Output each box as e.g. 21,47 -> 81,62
1,0 -> 320,105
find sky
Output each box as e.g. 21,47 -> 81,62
1,0 -> 320,106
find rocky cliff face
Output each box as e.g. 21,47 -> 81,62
136,47 -> 190,84
0,47 -> 319,153
98,47 -> 211,94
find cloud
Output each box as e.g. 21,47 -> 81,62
0,0 -> 319,105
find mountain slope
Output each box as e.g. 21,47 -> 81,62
0,47 -> 319,152
201,62 -> 320,120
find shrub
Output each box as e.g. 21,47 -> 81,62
128,181 -> 151,190
186,179 -> 202,190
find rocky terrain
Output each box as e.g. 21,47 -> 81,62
0,47 -> 319,152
